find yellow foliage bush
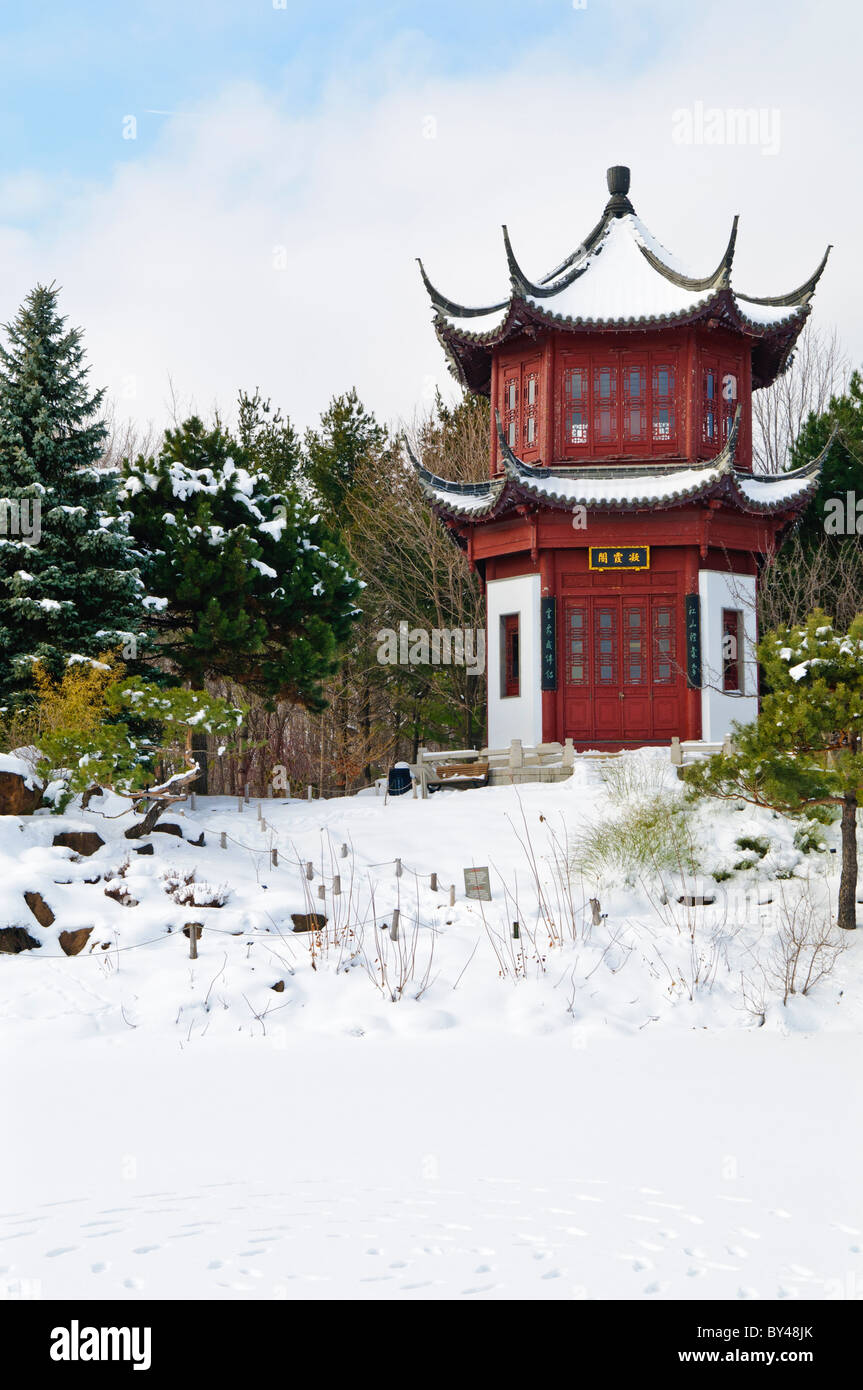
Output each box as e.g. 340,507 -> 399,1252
31,653 -> 118,737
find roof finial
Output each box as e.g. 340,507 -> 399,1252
604,165 -> 633,217
606,165 -> 630,196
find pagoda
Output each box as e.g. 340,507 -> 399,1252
411,166 -> 831,751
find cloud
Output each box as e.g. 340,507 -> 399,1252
0,0 -> 859,440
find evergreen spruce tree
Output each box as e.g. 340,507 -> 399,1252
0,284 -> 142,704
121,415 -> 361,709
304,387 -> 389,520
684,611 -> 863,931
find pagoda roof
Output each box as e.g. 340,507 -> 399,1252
407,408 -> 830,525
419,166 -> 830,394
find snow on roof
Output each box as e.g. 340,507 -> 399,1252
527,216 -> 713,326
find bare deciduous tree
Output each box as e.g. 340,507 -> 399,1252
752,321 -> 849,473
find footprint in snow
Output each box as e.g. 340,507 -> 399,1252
46,1247 -> 77,1257
90,1262 -> 110,1274
132,1245 -> 161,1255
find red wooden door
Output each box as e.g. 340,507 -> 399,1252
563,594 -> 682,745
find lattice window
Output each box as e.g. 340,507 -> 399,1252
503,375 -> 519,449
523,371 -> 540,449
722,608 -> 742,691
652,363 -> 676,443
721,370 -> 738,440
703,364 -> 717,444
594,606 -> 618,685
623,605 -> 647,685
567,607 -> 588,685
564,366 -> 589,445
503,614 -> 520,698
652,605 -> 676,685
593,365 -> 618,448
622,364 -> 647,445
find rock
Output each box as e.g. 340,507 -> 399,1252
58,927 -> 93,956
188,832 -> 205,847
182,923 -> 203,940
24,891 -> 55,928
271,980 -> 285,992
676,894 -> 716,907
81,785 -> 104,809
53,831 -> 105,857
151,823 -> 183,839
133,843 -> 154,855
0,768 -> 42,816
0,926 -> 41,953
290,912 -> 327,933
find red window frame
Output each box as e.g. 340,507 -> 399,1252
498,356 -> 541,463
702,353 -> 741,452
502,614 -> 520,698
559,349 -> 679,459
722,609 -> 742,691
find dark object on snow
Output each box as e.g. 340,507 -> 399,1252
53,831 -> 105,857
151,823 -> 184,838
188,832 -> 205,847
59,927 -> 93,956
24,891 -> 54,927
0,768 -> 42,815
387,764 -> 412,797
271,980 -> 285,992
677,894 -> 716,907
0,926 -> 41,953
182,923 -> 203,940
291,912 -> 327,933
133,843 -> 154,855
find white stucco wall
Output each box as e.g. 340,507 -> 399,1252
486,573 -> 542,748
698,569 -> 758,743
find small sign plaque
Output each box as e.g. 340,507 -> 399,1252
589,546 -> 650,571
540,596 -> 557,691
685,593 -> 702,689
463,866 -> 492,901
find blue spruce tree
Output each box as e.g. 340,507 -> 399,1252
0,284 -> 143,704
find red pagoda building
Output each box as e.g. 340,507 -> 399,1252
412,166 -> 831,751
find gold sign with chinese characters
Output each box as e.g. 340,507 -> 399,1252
588,546 -> 650,571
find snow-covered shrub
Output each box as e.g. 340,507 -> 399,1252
735,834 -> 770,858
571,792 -> 696,887
161,869 -> 229,908
599,751 -> 673,805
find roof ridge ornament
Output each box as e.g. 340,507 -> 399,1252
735,245 -> 832,307
637,215 -> 739,292
415,258 -> 508,320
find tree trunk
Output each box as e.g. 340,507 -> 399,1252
191,731 -> 209,796
838,792 -> 858,930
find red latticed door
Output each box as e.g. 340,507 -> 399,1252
562,594 -> 683,746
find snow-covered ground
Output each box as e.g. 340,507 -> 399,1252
2,753 -> 861,1300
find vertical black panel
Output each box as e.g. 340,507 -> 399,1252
541,596 -> 557,692
685,593 -> 702,689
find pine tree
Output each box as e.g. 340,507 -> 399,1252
121,415 -> 361,708
304,388 -> 389,519
684,611 -> 863,930
0,284 -> 142,704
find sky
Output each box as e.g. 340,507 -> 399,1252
0,0 -> 859,439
